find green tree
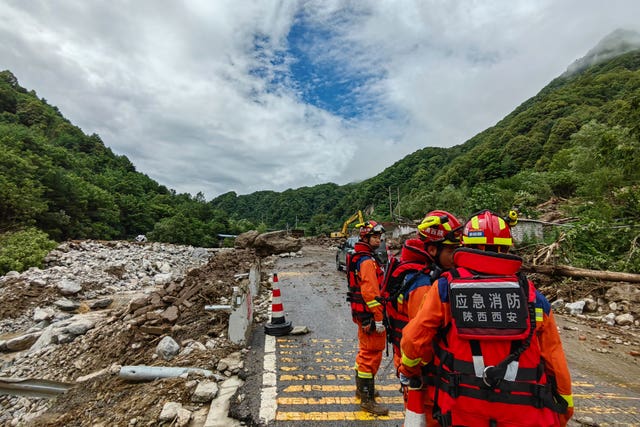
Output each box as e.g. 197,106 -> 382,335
0,228 -> 57,275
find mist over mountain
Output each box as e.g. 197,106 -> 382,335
564,28 -> 640,76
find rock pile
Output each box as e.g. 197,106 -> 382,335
554,283 -> 640,327
0,239 -> 269,426
0,240 -> 214,335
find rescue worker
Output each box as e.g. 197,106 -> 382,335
387,210 -> 463,369
410,210 -> 463,317
399,210 -> 574,427
346,220 -> 389,415
394,211 -> 462,427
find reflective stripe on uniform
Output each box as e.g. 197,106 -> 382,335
504,360 -> 519,382
535,307 -> 543,323
561,394 -> 574,407
356,368 -> 373,379
472,355 -> 484,377
366,299 -> 382,308
402,353 -> 422,367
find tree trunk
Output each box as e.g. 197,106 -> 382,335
523,264 -> 640,283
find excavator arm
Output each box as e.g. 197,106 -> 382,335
330,210 -> 364,238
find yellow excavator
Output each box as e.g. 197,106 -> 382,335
330,210 -> 364,238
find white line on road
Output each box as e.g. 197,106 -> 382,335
259,327 -> 277,424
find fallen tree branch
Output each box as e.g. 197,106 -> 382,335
523,264 -> 640,283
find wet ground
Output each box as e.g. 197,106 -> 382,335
241,244 -> 640,427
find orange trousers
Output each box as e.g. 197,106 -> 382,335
355,322 -> 386,377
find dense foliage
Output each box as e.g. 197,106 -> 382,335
0,70 -> 258,274
1,48 -> 640,274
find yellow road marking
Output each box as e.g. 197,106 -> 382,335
573,381 -> 594,387
278,396 -> 404,405
279,365 -> 354,372
577,406 -> 638,415
315,358 -> 349,363
275,272 -> 312,278
279,350 -> 356,357
282,384 -> 399,392
314,350 -> 353,355
280,374 -> 352,381
276,410 -> 405,421
574,393 -> 640,401
319,365 -> 354,371
278,338 -> 351,344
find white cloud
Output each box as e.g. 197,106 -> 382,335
1,0 -> 639,198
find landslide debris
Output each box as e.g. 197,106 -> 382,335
0,240 -> 262,427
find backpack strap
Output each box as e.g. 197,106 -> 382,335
386,266 -> 424,302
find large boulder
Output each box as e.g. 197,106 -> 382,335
235,230 -> 260,249
252,231 -> 302,256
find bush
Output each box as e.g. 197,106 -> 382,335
0,228 -> 57,275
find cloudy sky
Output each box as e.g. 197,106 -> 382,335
1,1 -> 639,199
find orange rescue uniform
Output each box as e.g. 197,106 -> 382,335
353,243 -> 386,378
400,250 -> 573,427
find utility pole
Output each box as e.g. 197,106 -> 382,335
389,186 -> 393,219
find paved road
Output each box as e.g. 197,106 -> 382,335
241,245 -> 640,427
556,316 -> 640,426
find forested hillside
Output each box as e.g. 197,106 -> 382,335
2,45 -> 640,275
211,49 -> 640,272
0,70 -> 257,273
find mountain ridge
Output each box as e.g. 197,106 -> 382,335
564,28 -> 640,76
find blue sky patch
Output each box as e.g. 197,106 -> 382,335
250,9 -> 386,120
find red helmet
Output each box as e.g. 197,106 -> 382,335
417,210 -> 462,245
461,210 -> 516,248
358,220 -> 385,239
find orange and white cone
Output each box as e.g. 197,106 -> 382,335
264,273 -> 293,336
404,387 -> 427,427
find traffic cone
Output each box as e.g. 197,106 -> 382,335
264,273 -> 293,336
404,387 -> 427,427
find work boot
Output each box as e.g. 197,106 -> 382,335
355,375 -> 379,399
358,377 -> 389,416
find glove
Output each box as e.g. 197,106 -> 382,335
558,406 -> 573,427
374,320 -> 385,334
399,372 -> 411,386
400,372 -> 423,389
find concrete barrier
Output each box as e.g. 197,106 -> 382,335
227,261 -> 260,345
